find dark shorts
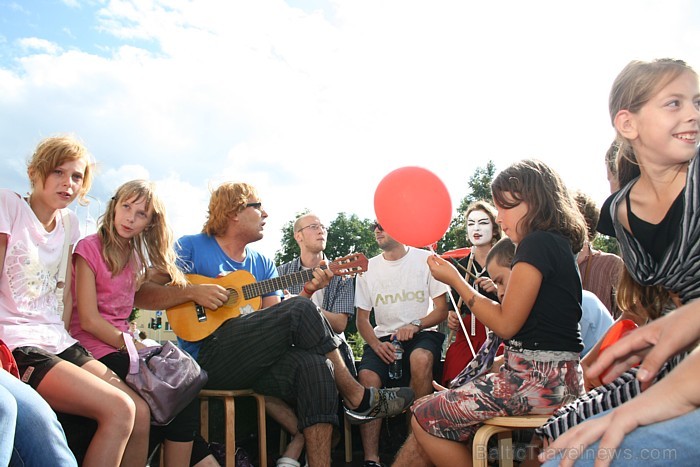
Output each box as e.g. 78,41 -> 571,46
358,330 -> 445,387
13,342 -> 93,389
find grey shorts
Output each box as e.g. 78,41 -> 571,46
358,330 -> 445,387
13,342 -> 94,389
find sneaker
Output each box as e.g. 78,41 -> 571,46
344,387 -> 414,424
363,461 -> 386,467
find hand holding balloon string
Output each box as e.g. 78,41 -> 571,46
427,250 -> 477,358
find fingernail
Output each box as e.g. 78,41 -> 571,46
637,368 -> 649,381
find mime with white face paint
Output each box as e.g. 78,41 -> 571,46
440,200 -> 502,387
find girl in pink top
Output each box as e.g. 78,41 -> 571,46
70,180 -> 198,467
0,135 -> 140,467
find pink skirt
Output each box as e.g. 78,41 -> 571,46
413,347 -> 583,442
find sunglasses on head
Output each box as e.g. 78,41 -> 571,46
370,222 -> 384,232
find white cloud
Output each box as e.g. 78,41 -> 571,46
2,0 -> 699,257
17,37 -> 62,54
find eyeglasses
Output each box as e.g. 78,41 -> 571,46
297,223 -> 327,233
245,202 -> 263,211
370,222 -> 384,232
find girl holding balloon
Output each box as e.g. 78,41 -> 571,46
392,159 -> 586,467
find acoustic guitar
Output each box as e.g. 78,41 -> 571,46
166,253 -> 368,341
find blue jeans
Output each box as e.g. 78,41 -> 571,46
543,407 -> 700,466
0,370 -> 77,466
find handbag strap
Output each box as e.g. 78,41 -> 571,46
123,332 -> 140,375
53,211 -> 72,317
55,210 -> 71,296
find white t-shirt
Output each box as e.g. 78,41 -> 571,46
355,247 -> 449,338
0,189 -> 80,353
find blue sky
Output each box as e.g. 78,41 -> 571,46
1,0 -> 699,257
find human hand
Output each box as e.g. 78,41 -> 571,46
282,289 -> 295,300
303,262 -> 333,294
588,303 -> 700,388
540,349 -> 700,466
447,310 -> 461,331
432,380 -> 447,392
538,410 -> 618,466
373,340 -> 397,365
394,324 -> 419,341
192,283 -> 230,310
475,276 -> 496,295
426,255 -> 460,286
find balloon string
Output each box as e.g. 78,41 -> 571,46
428,245 -> 477,359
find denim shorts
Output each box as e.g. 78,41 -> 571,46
12,343 -> 93,389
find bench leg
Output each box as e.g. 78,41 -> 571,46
344,416 -> 352,463
223,397 -> 236,467
250,394 -> 267,467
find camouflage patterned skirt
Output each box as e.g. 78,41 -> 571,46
412,346 -> 583,443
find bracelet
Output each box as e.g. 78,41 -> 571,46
118,336 -> 134,352
303,284 -> 314,296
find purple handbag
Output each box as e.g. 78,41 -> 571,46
123,333 -> 208,425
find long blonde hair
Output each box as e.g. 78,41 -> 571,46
99,180 -> 186,287
607,59 -> 693,320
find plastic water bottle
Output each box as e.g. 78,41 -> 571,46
389,337 -> 403,380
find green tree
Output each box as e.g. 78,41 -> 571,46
275,212 -> 381,265
274,209 -> 310,264
438,160 -> 497,252
325,213 -> 381,261
593,235 -> 620,255
128,307 -> 140,322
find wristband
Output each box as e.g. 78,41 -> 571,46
303,284 -> 314,296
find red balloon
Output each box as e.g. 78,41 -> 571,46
374,166 -> 452,247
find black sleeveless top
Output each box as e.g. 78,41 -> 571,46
597,189 -> 685,264
626,189 -> 684,264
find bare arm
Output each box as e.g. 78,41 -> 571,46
133,268 -> 229,311
541,345 -> 700,467
357,307 -> 395,365
322,310 -> 349,334
428,255 -> 541,339
74,255 -> 137,350
587,299 -> 700,388
394,292 -> 449,341
581,309 -> 647,390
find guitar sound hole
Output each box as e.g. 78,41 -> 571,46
227,289 -> 239,304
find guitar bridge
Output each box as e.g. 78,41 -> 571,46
195,304 -> 208,322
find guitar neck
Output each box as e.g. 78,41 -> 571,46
242,268 -> 316,300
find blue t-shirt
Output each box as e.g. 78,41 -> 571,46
175,233 -> 281,358
580,290 -> 614,357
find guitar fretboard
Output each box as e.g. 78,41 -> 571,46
242,268 -> 321,299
